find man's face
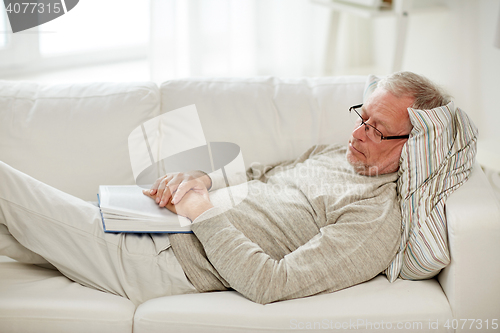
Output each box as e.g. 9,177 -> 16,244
346,88 -> 414,176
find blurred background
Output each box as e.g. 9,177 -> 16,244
1,0 -> 499,197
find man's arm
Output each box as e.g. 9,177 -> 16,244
188,198 -> 401,304
143,143 -> 399,304
145,177 -> 400,304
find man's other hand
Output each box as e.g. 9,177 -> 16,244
142,171 -> 214,221
145,171 -> 212,207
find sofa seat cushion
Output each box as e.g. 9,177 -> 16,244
134,275 -> 453,333
0,256 -> 135,333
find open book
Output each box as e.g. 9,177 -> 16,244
97,185 -> 192,233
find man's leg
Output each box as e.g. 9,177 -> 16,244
0,223 -> 55,267
0,161 -> 196,305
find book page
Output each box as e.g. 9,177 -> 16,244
99,185 -> 190,227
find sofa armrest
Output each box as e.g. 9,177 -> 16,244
438,164 -> 500,324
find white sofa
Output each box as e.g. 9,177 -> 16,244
0,76 -> 499,333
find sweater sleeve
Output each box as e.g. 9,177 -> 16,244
191,196 -> 401,304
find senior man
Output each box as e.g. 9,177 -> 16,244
0,71 -> 450,305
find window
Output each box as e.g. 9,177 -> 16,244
0,8 -> 6,48
0,0 -> 149,76
39,0 -> 149,56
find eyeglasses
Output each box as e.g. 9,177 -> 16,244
349,104 -> 410,143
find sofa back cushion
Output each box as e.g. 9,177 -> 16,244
0,81 -> 160,201
160,76 -> 365,167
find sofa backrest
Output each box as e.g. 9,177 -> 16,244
160,76 -> 365,168
0,76 -> 366,201
0,81 -> 160,201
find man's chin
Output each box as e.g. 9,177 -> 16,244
346,151 -> 380,176
346,150 -> 368,175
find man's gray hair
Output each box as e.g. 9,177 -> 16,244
378,71 -> 452,109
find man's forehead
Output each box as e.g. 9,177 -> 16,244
363,89 -> 413,134
360,105 -> 393,132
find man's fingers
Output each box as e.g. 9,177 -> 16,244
159,178 -> 182,207
157,184 -> 170,206
172,180 -> 202,204
156,182 -> 164,203
159,187 -> 175,207
142,189 -> 175,212
150,175 -> 169,195
164,200 -> 177,214
171,185 -> 186,205
149,179 -> 160,195
157,177 -> 172,205
142,189 -> 154,198
146,173 -> 206,207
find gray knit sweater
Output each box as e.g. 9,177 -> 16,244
169,144 -> 401,304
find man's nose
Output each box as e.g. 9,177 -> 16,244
351,124 -> 367,141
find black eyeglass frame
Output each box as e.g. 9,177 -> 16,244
349,104 -> 410,142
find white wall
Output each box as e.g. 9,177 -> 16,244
478,0 -> 500,144
5,0 -> 498,149
371,0 -> 500,144
149,0 -> 331,82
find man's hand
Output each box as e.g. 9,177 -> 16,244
146,171 -> 212,207
142,171 -> 214,221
